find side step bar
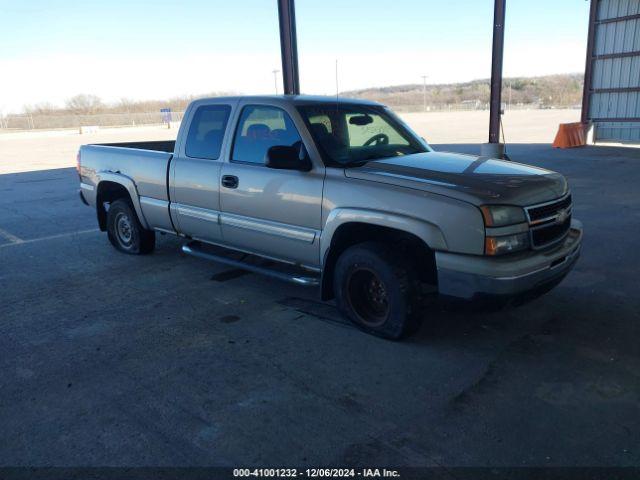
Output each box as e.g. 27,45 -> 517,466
182,241 -> 320,287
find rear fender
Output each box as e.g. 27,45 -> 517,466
96,172 -> 149,230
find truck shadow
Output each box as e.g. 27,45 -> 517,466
273,292 -> 544,344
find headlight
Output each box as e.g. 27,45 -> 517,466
480,205 -> 526,227
485,232 -> 529,256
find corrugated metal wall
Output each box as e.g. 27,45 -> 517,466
585,0 -> 640,143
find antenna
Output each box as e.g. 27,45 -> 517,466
335,59 -> 339,110
272,69 -> 280,95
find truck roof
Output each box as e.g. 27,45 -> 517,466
193,94 -> 382,107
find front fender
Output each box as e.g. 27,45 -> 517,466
320,208 -> 447,266
96,172 -> 150,230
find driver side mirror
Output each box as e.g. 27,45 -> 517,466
265,145 -> 312,172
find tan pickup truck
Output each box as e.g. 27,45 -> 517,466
78,95 -> 582,339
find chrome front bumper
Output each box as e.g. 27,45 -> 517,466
436,220 -> 583,301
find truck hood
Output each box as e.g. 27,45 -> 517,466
344,151 -> 568,206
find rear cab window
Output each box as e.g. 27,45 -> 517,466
185,105 -> 232,160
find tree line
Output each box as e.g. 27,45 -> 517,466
343,73 -> 584,109
17,73 -> 584,117
21,92 -> 235,116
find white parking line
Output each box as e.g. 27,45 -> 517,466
0,228 -> 100,248
0,227 -> 24,244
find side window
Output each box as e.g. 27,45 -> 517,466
232,105 -> 302,165
185,105 -> 231,160
308,113 -> 332,134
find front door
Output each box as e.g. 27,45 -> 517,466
219,104 -> 323,268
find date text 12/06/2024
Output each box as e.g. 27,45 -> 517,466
233,468 -> 401,478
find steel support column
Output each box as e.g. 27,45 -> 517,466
277,0 -> 300,95
488,0 -> 506,144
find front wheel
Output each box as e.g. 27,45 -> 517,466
106,199 -> 155,254
333,242 -> 422,339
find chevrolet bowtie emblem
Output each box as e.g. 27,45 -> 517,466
556,208 -> 569,224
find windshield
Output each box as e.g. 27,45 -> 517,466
297,104 -> 429,166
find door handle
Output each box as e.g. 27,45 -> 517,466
221,175 -> 239,189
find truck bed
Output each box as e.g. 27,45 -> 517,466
79,141 -> 175,232
94,140 -> 176,152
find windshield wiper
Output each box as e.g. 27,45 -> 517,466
340,150 -> 411,168
342,154 -> 390,168
341,159 -> 371,168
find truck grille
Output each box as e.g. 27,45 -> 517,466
525,194 -> 572,249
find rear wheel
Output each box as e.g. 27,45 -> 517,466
106,199 -> 155,254
333,242 -> 422,339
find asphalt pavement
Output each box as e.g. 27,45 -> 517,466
1,144 -> 638,467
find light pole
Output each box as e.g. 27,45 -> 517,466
272,69 -> 280,94
421,75 -> 428,112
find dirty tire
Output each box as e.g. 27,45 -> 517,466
333,242 -> 422,339
106,199 -> 155,254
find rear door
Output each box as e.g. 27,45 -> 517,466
218,103 -> 324,268
169,101 -> 234,242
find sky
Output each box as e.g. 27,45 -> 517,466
0,0 -> 591,113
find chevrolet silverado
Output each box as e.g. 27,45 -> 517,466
78,95 -> 582,339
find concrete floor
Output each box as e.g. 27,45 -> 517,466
0,143 -> 639,467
